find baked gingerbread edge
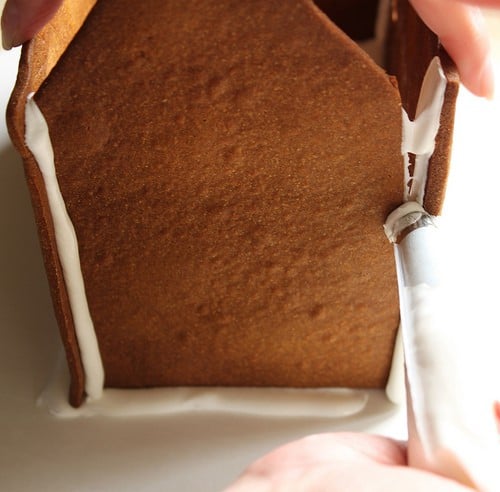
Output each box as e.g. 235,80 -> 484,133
6,0 -> 97,407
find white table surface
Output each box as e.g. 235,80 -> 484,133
1,12 -> 499,492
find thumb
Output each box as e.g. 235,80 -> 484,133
410,0 -> 495,98
1,0 -> 63,49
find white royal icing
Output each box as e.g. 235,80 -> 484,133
37,353 -> 369,418
25,94 -> 104,401
401,56 -> 447,204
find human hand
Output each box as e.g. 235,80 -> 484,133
410,0 -> 498,98
223,433 -> 475,492
1,0 -> 63,49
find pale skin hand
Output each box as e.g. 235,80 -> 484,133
1,0 -> 63,48
1,0 -> 498,97
223,433 -> 476,492
409,0 -> 498,98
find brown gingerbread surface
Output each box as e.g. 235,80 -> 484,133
8,0 -> 457,407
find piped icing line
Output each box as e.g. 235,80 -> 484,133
37,353 -> 369,418
24,94 -> 104,401
401,56 -> 447,204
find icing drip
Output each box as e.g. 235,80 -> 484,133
24,95 -> 104,400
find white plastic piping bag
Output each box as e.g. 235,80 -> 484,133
385,202 -> 500,491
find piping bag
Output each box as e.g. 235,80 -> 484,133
385,202 -> 500,490
383,56 -> 500,490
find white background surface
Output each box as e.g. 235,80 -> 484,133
1,9 -> 499,492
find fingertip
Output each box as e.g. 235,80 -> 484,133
461,56 -> 496,100
410,1 -> 495,100
1,0 -> 65,49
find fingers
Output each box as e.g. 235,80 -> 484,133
410,0 -> 495,98
1,0 -> 63,49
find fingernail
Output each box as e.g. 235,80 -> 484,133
1,25 -> 23,50
2,27 -> 14,50
1,9 -> 14,49
1,0 -> 20,50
